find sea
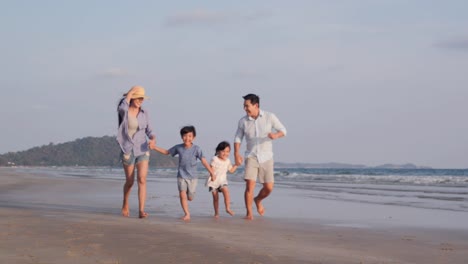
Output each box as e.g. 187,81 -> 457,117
13,166 -> 468,213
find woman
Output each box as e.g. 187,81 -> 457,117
117,85 -> 156,218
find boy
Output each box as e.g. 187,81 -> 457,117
150,126 -> 215,221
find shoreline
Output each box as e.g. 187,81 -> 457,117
1,167 -> 468,263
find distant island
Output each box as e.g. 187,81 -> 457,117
0,136 -> 177,168
275,162 -> 432,169
0,135 -> 431,169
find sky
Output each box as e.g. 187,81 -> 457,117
1,1 -> 467,169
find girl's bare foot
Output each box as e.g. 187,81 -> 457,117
244,214 -> 254,220
254,197 -> 265,216
214,214 -> 219,218
226,209 -> 234,216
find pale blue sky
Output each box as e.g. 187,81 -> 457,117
1,1 -> 467,168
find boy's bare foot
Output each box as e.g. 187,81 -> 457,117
181,215 -> 191,221
226,209 -> 235,216
139,211 -> 148,219
121,207 -> 130,217
244,214 -> 254,220
254,197 -> 265,216
214,214 -> 219,219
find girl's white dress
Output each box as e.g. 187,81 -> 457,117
205,156 -> 233,189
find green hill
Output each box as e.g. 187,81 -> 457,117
0,136 -> 177,167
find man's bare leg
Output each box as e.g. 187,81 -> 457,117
122,164 -> 135,217
254,182 -> 274,216
179,191 -> 191,221
136,161 -> 149,218
244,180 -> 256,220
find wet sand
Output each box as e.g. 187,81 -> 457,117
1,168 -> 468,264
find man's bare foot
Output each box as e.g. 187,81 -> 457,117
181,215 -> 191,221
226,209 -> 234,216
244,214 -> 254,220
214,214 -> 219,219
121,207 -> 130,217
254,197 -> 265,216
139,211 -> 148,219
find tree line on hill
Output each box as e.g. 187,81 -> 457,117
0,136 -> 177,167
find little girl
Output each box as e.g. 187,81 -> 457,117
206,141 -> 239,218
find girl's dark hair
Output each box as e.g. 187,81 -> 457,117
180,126 -> 196,137
215,141 -> 231,155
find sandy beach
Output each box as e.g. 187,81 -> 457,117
1,167 -> 468,264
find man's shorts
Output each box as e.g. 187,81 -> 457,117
178,178 -> 198,200
121,151 -> 150,166
244,157 -> 274,183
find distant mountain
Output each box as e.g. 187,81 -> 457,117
275,162 -> 367,169
275,162 -> 431,169
373,163 -> 432,169
0,136 -> 431,169
0,136 -> 177,168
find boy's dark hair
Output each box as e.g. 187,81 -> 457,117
215,141 -> 231,155
180,126 -> 196,137
243,93 -> 260,106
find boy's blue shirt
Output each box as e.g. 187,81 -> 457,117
168,144 -> 205,179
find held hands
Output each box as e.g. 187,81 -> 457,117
235,154 -> 243,166
210,173 -> 216,182
148,139 -> 156,150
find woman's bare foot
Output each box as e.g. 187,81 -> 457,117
139,211 -> 148,219
181,214 -> 191,221
226,209 -> 235,216
254,197 -> 265,216
121,207 -> 130,217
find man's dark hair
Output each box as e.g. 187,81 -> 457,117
243,93 -> 260,106
180,125 -> 196,137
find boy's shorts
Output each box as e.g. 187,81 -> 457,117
178,178 -> 198,199
121,151 -> 150,166
244,157 -> 274,183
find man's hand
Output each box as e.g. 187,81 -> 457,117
235,154 -> 243,166
268,131 -> 284,140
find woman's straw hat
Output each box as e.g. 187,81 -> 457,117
125,86 -> 149,99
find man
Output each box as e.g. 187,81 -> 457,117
234,94 -> 287,220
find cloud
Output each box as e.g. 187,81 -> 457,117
164,9 -> 267,27
317,23 -> 383,34
435,36 -> 468,50
96,68 -> 129,78
229,69 -> 265,80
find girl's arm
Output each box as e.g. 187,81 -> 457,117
201,157 -> 216,181
228,164 -> 239,174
